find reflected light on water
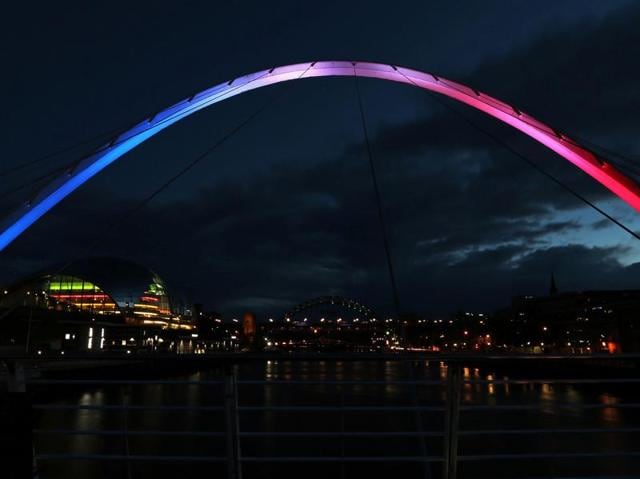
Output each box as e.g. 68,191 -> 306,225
32,360 -> 639,479
71,390 -> 105,456
335,361 -> 345,382
599,393 -> 621,425
462,367 -> 473,401
439,362 -> 447,381
486,374 -> 495,396
541,383 -> 554,400
266,359 -> 277,380
540,383 -> 558,415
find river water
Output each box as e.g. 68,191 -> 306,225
32,359 -> 640,478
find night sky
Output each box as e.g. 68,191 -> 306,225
2,0 -> 640,317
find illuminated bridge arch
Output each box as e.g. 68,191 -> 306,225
284,296 -> 375,322
2,61 -> 640,251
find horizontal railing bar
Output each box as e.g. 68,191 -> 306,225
237,379 -> 445,385
32,404 -> 445,412
238,406 -> 445,412
458,451 -> 640,461
26,378 -> 640,386
33,429 -> 443,438
34,429 -> 226,437
36,452 -> 640,462
34,402 -> 639,412
7,352 -> 640,361
240,456 -> 443,462
460,403 -> 640,411
36,454 -> 227,462
28,379 -> 225,385
461,378 -> 640,385
34,427 -> 640,438
242,431 -> 443,437
26,379 -> 445,386
33,404 -> 224,412
35,454 -> 443,463
36,402 -> 640,412
460,427 -> 640,435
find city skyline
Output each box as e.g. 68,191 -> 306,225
2,4 -> 640,477
0,252 -> 613,319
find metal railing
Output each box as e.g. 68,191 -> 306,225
2,353 -> 640,479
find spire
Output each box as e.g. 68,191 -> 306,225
549,272 -> 558,296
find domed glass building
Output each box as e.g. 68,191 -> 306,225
3,257 -> 180,324
0,257 -> 194,353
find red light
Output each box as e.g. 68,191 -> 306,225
607,342 -> 620,354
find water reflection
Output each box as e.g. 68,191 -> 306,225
599,393 -> 621,424
33,360 -> 635,479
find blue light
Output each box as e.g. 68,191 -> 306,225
0,127 -> 161,250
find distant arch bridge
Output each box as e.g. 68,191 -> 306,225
283,296 -> 375,322
2,61 -> 640,251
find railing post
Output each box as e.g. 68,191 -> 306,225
339,384 -> 345,479
409,361 -> 432,479
121,388 -> 133,479
1,361 -> 34,479
443,362 -> 461,479
224,365 -> 242,479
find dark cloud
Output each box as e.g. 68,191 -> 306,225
1,1 -> 639,316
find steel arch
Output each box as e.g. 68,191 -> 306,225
284,296 -> 375,322
2,61 -> 639,251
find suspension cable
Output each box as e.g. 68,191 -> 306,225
353,68 -> 402,317
0,68 -> 275,207
0,125 -> 123,178
393,68 -> 640,242
45,93 -> 279,275
124,95 -> 281,220
0,163 -> 74,202
48,65 -> 314,276
509,58 -> 640,170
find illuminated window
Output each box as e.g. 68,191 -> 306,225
46,275 -> 118,315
